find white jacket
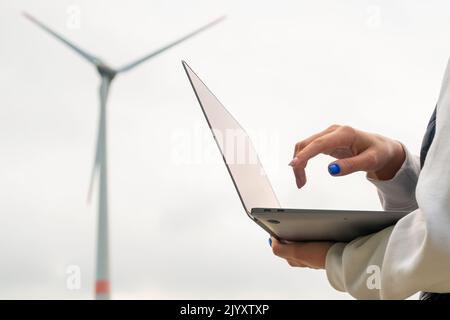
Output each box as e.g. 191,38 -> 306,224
325,59 -> 450,299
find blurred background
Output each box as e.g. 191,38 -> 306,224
1,0 -> 449,299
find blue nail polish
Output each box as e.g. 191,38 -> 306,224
268,238 -> 272,247
328,163 -> 341,175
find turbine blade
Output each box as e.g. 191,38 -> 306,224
88,77 -> 110,204
23,11 -> 100,65
87,152 -> 100,204
117,15 -> 226,73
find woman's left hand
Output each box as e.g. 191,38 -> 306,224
270,238 -> 335,269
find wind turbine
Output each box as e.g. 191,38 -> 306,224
23,12 -> 225,300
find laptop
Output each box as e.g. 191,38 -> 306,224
182,61 -> 408,242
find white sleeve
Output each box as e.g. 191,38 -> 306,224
367,146 -> 421,212
325,59 -> 450,300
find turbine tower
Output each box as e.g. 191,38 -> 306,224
23,12 -> 225,300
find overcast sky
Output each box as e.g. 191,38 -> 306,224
1,0 -> 450,299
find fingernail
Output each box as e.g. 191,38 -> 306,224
268,238 -> 272,247
328,163 -> 341,175
289,157 -> 299,167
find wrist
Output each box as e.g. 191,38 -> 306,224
368,141 -> 406,181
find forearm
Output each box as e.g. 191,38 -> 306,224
326,226 -> 394,299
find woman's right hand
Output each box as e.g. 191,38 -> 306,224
289,124 -> 406,188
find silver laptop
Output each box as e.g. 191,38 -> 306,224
182,61 -> 408,242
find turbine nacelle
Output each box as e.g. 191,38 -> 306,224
96,63 -> 117,79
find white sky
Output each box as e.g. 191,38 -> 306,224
1,0 -> 449,299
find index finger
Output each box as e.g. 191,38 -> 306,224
272,239 -> 305,259
293,125 -> 339,158
291,129 -> 355,187
294,128 -> 356,167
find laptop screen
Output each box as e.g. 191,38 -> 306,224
183,61 -> 280,214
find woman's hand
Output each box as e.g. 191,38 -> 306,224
289,124 -> 406,188
270,238 -> 334,269
272,125 -> 404,269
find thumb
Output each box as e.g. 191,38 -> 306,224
328,150 -> 378,176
